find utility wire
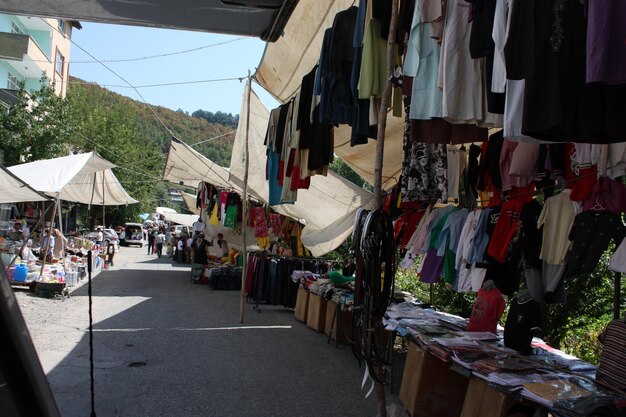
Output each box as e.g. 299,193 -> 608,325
69,77 -> 245,89
40,19 -> 179,140
0,37 -> 246,64
190,130 -> 237,146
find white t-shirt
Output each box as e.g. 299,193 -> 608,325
96,231 -> 103,242
177,240 -> 183,250
193,221 -> 204,232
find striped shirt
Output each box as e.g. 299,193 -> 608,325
597,320 -> 626,393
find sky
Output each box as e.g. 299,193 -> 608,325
69,22 -> 279,116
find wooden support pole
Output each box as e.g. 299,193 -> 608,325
372,1 -> 399,416
38,199 -> 57,280
240,70 -> 252,324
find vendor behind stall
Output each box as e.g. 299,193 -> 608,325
39,229 -> 54,261
53,229 -> 68,259
8,222 -> 24,241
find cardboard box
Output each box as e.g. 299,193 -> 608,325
306,293 -> 327,332
399,342 -> 469,417
294,287 -> 309,322
324,301 -> 353,342
460,377 -> 520,417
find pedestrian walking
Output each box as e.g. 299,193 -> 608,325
156,229 -> 166,258
147,228 -> 155,255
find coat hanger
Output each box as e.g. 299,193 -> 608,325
591,197 -> 605,212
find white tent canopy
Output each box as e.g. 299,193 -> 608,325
0,164 -> 49,203
8,152 -> 138,205
254,0 -> 404,191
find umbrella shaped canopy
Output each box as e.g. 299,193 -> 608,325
8,152 -> 138,205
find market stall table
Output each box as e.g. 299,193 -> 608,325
385,302 -> 625,417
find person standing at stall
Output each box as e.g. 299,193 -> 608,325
192,217 -> 205,239
95,228 -> 103,248
39,229 -> 55,261
217,233 -> 229,258
106,240 -> 116,267
53,229 -> 68,259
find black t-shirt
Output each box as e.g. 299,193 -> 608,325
565,211 -> 626,279
504,296 -> 542,355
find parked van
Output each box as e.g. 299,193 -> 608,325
124,222 -> 144,247
169,225 -> 191,237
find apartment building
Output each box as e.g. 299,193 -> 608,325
0,14 -> 80,109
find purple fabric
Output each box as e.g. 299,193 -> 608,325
419,248 -> 444,283
586,0 -> 626,84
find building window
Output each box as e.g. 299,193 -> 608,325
7,72 -> 18,90
58,19 -> 66,35
10,21 -> 23,35
55,50 -> 65,76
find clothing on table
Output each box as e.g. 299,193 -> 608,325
504,293 -> 542,355
467,283 -> 506,334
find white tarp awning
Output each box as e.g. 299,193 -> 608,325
0,164 -> 49,203
254,0 -> 404,191
229,83 -> 375,256
7,152 -> 138,205
160,211 -> 196,227
163,138 -> 244,192
181,192 -> 201,215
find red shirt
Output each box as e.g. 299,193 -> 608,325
467,287 -> 506,334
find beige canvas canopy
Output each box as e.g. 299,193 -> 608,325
0,164 -> 49,203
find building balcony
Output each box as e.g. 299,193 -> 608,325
0,32 -> 50,80
14,16 -> 52,32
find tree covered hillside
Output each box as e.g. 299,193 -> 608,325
68,77 -> 236,165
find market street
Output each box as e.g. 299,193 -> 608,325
15,246 -> 379,417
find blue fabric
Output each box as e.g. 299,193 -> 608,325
468,208 -> 493,264
267,150 -> 281,206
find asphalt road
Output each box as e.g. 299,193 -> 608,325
15,245 -> 397,417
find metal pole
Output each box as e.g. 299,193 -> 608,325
240,70 -> 252,324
